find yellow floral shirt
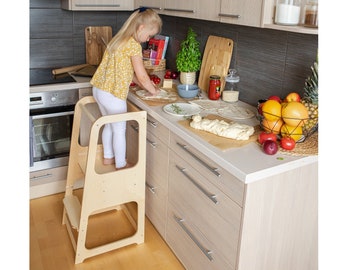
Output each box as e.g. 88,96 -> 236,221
90,37 -> 142,100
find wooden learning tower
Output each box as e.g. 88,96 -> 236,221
62,96 -> 147,264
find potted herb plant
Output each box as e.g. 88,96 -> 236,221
176,27 -> 202,85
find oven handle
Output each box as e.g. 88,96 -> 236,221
31,110 -> 74,120
29,116 -> 34,167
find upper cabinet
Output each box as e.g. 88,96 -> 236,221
61,0 -> 134,10
219,0 -> 263,27
126,0 -> 317,35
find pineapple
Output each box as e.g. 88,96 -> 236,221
301,56 -> 318,134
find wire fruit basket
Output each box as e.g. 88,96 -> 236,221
257,100 -> 318,143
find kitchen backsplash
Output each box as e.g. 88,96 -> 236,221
30,0 -> 318,106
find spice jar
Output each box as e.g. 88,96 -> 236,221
275,0 -> 301,26
208,75 -> 221,100
223,69 -> 240,103
303,0 -> 318,28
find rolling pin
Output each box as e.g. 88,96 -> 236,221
52,64 -> 90,75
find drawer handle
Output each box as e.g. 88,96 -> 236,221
174,215 -> 213,261
176,142 -> 221,177
140,5 -> 162,10
146,182 -> 156,194
147,119 -> 158,128
176,165 -> 218,204
218,13 -> 241,18
146,138 -> 157,148
164,8 -> 195,13
76,4 -> 120,7
30,173 -> 52,180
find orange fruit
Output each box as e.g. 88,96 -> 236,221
280,124 -> 303,142
261,118 -> 283,134
262,100 -> 282,121
281,101 -> 308,127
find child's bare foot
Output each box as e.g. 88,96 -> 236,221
103,158 -> 115,165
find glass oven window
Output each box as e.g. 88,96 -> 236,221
32,111 -> 73,162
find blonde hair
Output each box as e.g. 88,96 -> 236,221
107,9 -> 162,52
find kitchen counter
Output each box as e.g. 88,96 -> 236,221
127,90 -> 318,184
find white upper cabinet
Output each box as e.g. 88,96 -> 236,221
61,0 -> 134,10
219,0 -> 263,27
161,1 -> 197,18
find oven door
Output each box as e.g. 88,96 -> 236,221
30,105 -> 74,172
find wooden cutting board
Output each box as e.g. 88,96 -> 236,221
198,36 -> 233,93
85,26 -> 112,65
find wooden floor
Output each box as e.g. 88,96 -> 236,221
30,190 -> 185,270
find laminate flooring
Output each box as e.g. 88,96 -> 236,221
30,190 -> 185,270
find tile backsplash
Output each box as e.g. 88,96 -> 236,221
30,0 -> 318,106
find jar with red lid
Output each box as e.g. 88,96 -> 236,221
208,75 -> 221,100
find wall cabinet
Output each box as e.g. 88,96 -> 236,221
134,0 -> 317,34
61,0 -> 134,10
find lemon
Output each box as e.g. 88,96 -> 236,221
280,124 -> 303,142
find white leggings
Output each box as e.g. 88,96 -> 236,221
92,87 -> 127,168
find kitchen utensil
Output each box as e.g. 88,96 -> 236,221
52,64 -> 90,75
177,84 -> 200,99
85,26 -> 112,65
163,103 -> 202,117
198,36 -> 233,93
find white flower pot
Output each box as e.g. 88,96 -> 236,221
180,72 -> 196,85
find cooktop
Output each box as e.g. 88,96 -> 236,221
30,68 -> 77,86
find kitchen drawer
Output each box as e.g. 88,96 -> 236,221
170,131 -> 244,206
145,182 -> 167,238
146,131 -> 169,190
166,203 -> 234,270
147,114 -> 170,144
168,151 -> 242,267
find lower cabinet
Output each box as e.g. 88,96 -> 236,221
145,114 -> 170,238
145,122 -> 317,270
167,150 -> 242,269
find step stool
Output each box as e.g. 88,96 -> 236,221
62,96 -> 147,264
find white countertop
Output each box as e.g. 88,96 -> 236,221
127,90 -> 318,184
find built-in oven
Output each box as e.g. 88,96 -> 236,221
29,89 -> 79,172
29,68 -> 89,199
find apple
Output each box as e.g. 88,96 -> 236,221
285,92 -> 301,102
263,140 -> 278,155
258,131 -> 277,144
268,95 -> 282,103
280,137 -> 296,150
257,99 -> 266,116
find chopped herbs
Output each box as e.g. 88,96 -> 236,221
171,104 -> 184,114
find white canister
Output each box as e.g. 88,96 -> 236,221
275,0 -> 301,25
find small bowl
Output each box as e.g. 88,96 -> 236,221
177,84 -> 200,99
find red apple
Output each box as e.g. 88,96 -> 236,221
285,92 -> 301,102
263,140 -> 278,155
268,95 -> 282,103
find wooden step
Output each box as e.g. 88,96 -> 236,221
63,195 -> 81,230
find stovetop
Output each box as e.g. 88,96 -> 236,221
30,68 -> 77,86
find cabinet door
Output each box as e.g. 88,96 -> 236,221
134,0 -> 162,11
162,0 -> 198,18
219,0 -> 263,27
62,0 -> 134,10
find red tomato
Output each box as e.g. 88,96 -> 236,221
280,136 -> 296,150
165,70 -> 172,76
258,131 -> 277,144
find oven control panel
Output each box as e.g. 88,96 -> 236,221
30,89 -> 79,109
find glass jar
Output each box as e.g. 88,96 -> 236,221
303,0 -> 318,28
275,0 -> 301,26
209,75 -> 221,100
223,69 -> 240,103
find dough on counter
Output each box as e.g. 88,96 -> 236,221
190,115 -> 255,140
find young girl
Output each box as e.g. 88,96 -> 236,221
91,8 -> 162,169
